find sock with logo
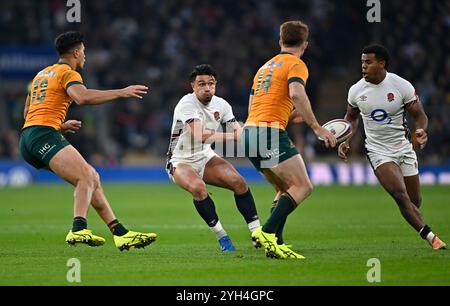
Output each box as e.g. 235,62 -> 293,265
234,188 -> 260,233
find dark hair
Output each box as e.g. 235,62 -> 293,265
362,44 -> 390,69
280,21 -> 309,47
189,64 -> 217,82
55,31 -> 84,55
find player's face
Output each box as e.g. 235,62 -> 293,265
74,43 -> 86,70
192,75 -> 216,104
361,53 -> 385,82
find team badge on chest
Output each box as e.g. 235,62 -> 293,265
213,111 -> 221,121
387,92 -> 395,102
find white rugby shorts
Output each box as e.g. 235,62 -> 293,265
366,149 -> 419,177
167,149 -> 218,181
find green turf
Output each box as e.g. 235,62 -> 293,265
0,183 -> 448,285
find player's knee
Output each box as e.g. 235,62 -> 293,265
391,190 -> 409,206
288,180 -> 313,203
230,174 -> 248,194
81,167 -> 99,189
297,179 -> 313,198
92,169 -> 101,188
189,180 -> 208,199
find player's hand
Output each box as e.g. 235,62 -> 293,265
61,120 -> 82,134
314,126 -> 337,148
121,85 -> 149,99
338,142 -> 350,162
415,128 -> 427,149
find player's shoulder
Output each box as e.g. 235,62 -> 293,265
53,63 -> 74,74
386,72 -> 414,89
177,93 -> 197,105
212,95 -> 230,106
56,63 -> 82,81
284,54 -> 307,68
174,93 -> 197,112
348,78 -> 366,94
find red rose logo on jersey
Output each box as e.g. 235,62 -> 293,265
387,93 -> 395,102
214,111 -> 220,121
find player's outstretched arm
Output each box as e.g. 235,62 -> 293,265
67,84 -> 148,105
405,99 -> 428,149
289,82 -> 336,148
338,104 -> 360,162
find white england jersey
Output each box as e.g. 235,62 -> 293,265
167,93 -> 235,162
348,72 -> 418,155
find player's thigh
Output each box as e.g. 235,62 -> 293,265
270,154 -> 311,189
49,145 -> 96,185
172,163 -> 205,193
404,174 -> 421,207
374,162 -> 408,196
203,156 -> 244,190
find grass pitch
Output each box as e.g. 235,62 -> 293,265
0,183 -> 449,285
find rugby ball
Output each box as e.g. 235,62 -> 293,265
319,119 -> 352,144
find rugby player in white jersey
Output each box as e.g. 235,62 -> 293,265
338,45 -> 446,250
166,64 -> 260,252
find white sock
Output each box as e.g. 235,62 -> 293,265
210,220 -> 227,239
248,220 -> 261,234
426,231 -> 435,244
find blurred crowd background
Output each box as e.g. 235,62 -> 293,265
1,0 -> 449,166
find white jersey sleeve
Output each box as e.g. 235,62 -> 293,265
399,78 -> 417,105
175,99 -> 201,124
347,83 -> 360,108
220,99 -> 236,123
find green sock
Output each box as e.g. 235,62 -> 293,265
108,219 -> 128,236
270,202 -> 287,245
263,193 -> 297,235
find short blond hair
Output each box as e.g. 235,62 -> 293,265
280,21 -> 309,47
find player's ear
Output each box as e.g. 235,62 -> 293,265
73,47 -> 80,59
279,39 -> 283,48
303,41 -> 309,50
